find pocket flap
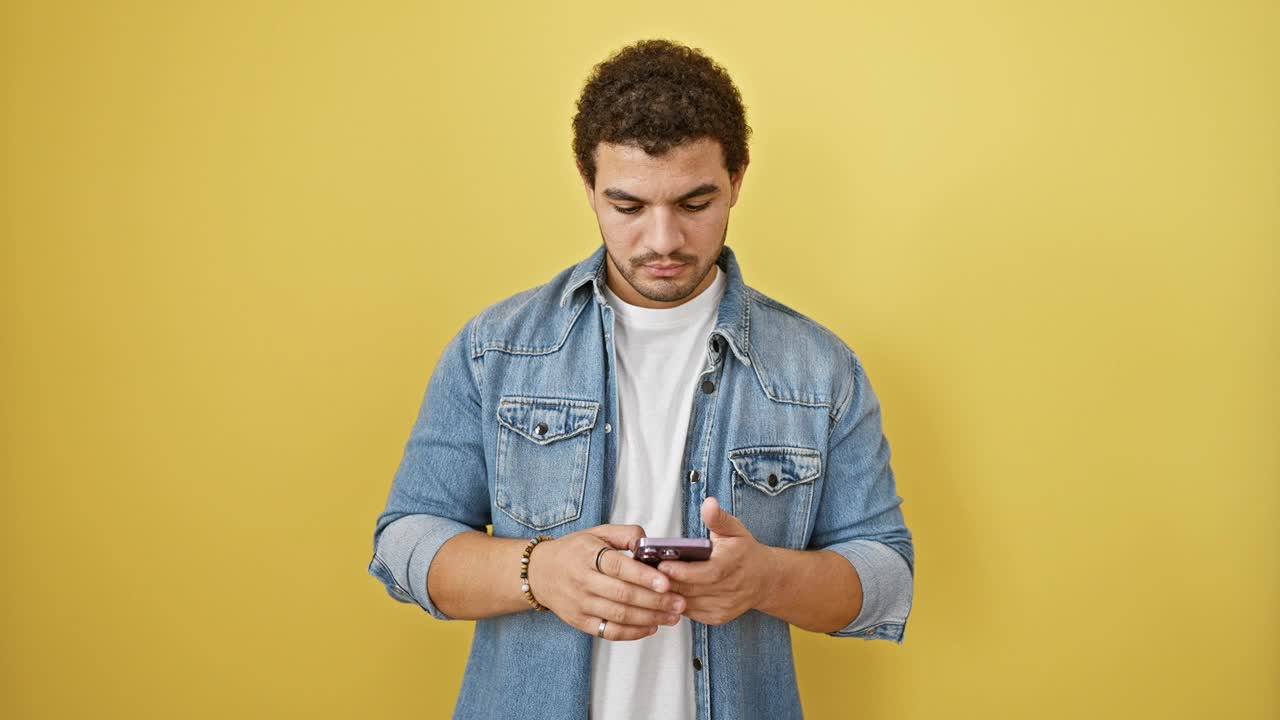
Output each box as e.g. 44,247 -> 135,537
497,396 -> 599,444
728,446 -> 822,497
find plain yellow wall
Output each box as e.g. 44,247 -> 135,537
2,1 -> 1276,717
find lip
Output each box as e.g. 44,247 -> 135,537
644,263 -> 687,278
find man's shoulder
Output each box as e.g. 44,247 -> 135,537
463,260 -> 591,358
746,286 -> 857,362
743,285 -> 863,416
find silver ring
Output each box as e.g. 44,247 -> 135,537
594,546 -> 615,573
597,620 -> 608,638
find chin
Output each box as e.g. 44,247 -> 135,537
637,279 -> 701,303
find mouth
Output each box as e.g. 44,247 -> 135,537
642,263 -> 688,278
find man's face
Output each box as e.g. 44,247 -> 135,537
583,137 -> 747,309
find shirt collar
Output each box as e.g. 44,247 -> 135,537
559,244 -> 752,366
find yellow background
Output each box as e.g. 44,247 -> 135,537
2,1 -> 1276,717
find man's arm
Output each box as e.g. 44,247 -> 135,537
425,531 -> 531,619
755,546 -> 863,634
426,525 -> 686,644
368,320 -> 492,620
804,349 -> 914,640
659,351 -> 913,640
368,319 -> 687,640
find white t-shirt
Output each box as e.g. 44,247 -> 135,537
589,266 -> 726,720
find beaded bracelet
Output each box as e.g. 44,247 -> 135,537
520,535 -> 554,611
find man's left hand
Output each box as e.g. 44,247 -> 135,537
655,496 -> 777,626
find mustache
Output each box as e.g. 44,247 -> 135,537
630,252 -> 698,268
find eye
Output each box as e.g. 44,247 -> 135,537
683,202 -> 712,212
613,205 -> 642,215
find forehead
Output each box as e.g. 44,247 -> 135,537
593,138 -> 727,194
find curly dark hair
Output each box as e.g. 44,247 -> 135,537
572,39 -> 751,187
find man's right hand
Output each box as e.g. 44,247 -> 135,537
526,524 -> 686,641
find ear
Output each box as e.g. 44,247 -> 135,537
728,157 -> 749,208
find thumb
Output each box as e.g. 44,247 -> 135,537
702,497 -> 749,539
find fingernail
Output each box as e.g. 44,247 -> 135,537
652,578 -> 666,591
665,614 -> 679,624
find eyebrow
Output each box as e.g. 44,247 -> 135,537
602,182 -> 720,204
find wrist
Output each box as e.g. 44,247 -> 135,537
752,544 -> 784,614
520,535 -> 555,611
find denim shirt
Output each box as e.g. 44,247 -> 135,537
368,245 -> 915,720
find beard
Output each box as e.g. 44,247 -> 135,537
601,225 -> 727,304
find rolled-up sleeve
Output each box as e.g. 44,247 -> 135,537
822,539 -> 913,641
810,349 -> 915,643
368,319 -> 491,620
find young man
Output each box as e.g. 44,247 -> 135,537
368,39 -> 914,720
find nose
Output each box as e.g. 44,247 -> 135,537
647,207 -> 684,256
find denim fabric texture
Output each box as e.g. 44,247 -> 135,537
369,245 -> 915,720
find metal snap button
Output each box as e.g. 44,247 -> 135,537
534,422 -> 548,436
692,657 -> 703,671
768,473 -> 778,487
701,380 -> 715,394
688,470 -> 700,483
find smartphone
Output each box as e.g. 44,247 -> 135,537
635,538 -> 713,566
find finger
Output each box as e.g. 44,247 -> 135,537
581,595 -> 682,628
701,496 -> 749,539
578,615 -> 656,642
657,559 -> 721,585
664,579 -> 705,598
584,571 -> 686,614
599,546 -> 675,592
679,604 -> 718,626
587,524 -> 647,552
678,596 -> 735,624
681,596 -> 709,616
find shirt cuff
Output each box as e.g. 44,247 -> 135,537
368,514 -> 475,620
822,539 -> 913,642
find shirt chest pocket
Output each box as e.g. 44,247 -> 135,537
729,447 -> 821,550
495,396 -> 599,531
